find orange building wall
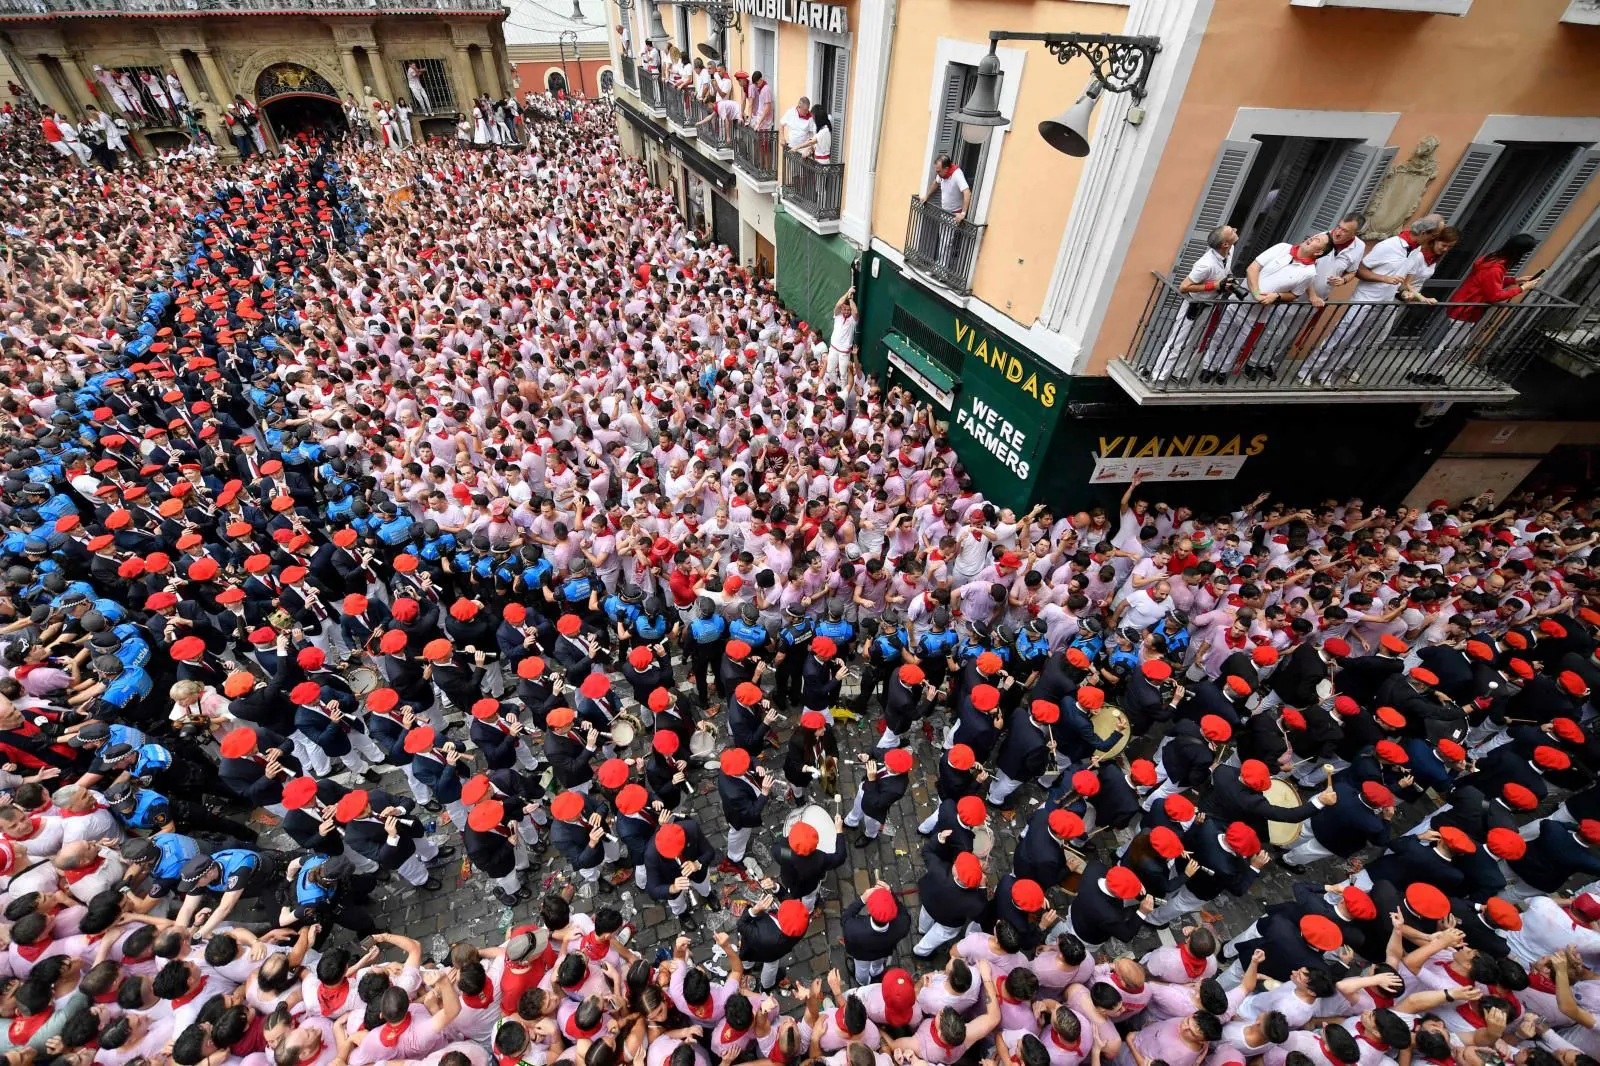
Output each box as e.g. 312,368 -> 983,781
1085,0 -> 1600,374
513,58 -> 611,97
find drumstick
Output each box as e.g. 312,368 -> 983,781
1322,763 -> 1335,793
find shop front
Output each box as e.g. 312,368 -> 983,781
858,252 -> 1068,512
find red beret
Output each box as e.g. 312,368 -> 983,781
1282,708 -> 1308,730
1130,759 -> 1158,787
1361,780 -> 1396,808
1106,866 -> 1144,900
867,888 -> 899,922
1252,645 -> 1279,666
1502,782 -> 1538,811
1439,826 -> 1476,853
957,796 -> 987,826
1239,759 -> 1272,791
1148,827 -> 1184,860
788,822 -> 818,855
1010,878 -> 1046,912
1200,715 -> 1233,742
1405,882 -> 1450,920
1486,827 -> 1527,860
1300,914 -> 1343,951
971,684 -> 1000,712
1560,670 -> 1590,697
1376,706 -> 1407,729
655,823 -> 687,859
1323,638 -> 1352,657
1333,695 -> 1360,717
1072,769 -> 1102,796
1342,886 -> 1377,920
720,749 -> 751,776
1484,898 -> 1522,931
551,792 -> 586,821
1380,634 -> 1408,654
1508,658 -> 1535,680
1141,660 -> 1173,682
1076,685 -> 1105,710
1535,744 -> 1573,771
948,744 -> 976,771
1375,739 -> 1409,764
1224,821 -> 1260,857
1225,675 -> 1252,697
1409,667 -> 1440,686
953,852 -> 984,888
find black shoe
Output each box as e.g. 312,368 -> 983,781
494,888 -> 520,906
361,769 -> 383,782
1241,366 -> 1258,380
424,800 -> 443,812
852,832 -> 872,847
517,887 -> 534,900
423,876 -> 443,891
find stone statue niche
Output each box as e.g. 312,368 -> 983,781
1362,135 -> 1440,241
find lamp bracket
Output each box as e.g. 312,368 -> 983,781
989,31 -> 1162,100
652,0 -> 740,30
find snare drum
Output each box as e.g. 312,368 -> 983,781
1264,778 -> 1304,846
608,713 -> 641,749
688,726 -> 719,767
1091,705 -> 1131,760
348,666 -> 380,697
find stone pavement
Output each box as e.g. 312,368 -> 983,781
242,663 -> 1430,991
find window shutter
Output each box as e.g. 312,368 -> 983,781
933,64 -> 967,162
1432,142 -> 1504,225
1171,139 -> 1260,277
1292,143 -> 1377,240
1526,148 -> 1600,245
829,47 -> 849,156
1352,145 -> 1397,215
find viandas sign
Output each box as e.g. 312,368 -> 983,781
945,315 -> 1065,509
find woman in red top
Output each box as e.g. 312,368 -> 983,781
1415,233 -> 1542,383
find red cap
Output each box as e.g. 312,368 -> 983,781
1225,675 -> 1253,698
736,682 -> 764,707
1148,827 -> 1183,860
1165,794 -> 1196,821
1300,915 -> 1343,951
948,744 -> 976,770
1333,695 -> 1360,717
776,899 -> 810,936
1487,827 -> 1527,860
282,777 -> 318,811
366,688 -> 399,713
1376,706 -> 1407,729
1380,634 -> 1408,654
1437,739 -> 1467,762
1224,821 -> 1260,857
422,638 -> 454,663
334,791 -> 370,823
403,726 -> 436,754
1072,769 -> 1101,796
1361,781 -> 1395,808
1541,619 -> 1569,638
1554,718 -> 1587,744
1508,658 -> 1534,680
812,636 -> 837,659
721,749 -> 751,776
1239,759 -> 1272,791
289,681 -> 321,705
187,558 -> 218,582
381,629 -> 412,654
297,647 -> 325,670
1066,649 -> 1091,669
788,822 -> 819,855
1322,638 -> 1351,657
462,775 -> 492,806
1579,820 -> 1600,846
170,635 -> 206,662
648,688 -> 672,712
1405,882 -> 1450,920
799,711 -> 825,729
1200,715 -> 1233,742
471,698 -> 501,721
976,651 -> 1003,676
1049,809 -> 1085,840
1409,668 -> 1439,686
219,727 -> 258,759
1283,709 -> 1308,731
517,657 -> 547,680
1076,685 -> 1105,710
449,598 -> 480,622
899,664 -> 925,685
551,792 -> 585,821
1375,739 -> 1409,764
1502,783 -> 1538,811
547,708 -> 577,730
594,759 -> 628,791
557,614 -> 582,636
1130,759 -> 1158,787
1535,745 -> 1572,771
1464,640 -> 1493,661
1252,645 -> 1279,666
579,672 -> 611,699
628,646 -> 655,670
652,731 -> 680,755
1010,878 -> 1045,912
1484,898 -> 1522,931
468,801 -> 506,833
1560,670 -> 1590,697
503,603 -> 527,625
1032,699 -> 1061,724
971,685 -> 1000,712
391,597 -> 419,621
1438,826 -> 1476,853
1142,660 -> 1173,683
655,823 -> 687,859
1342,886 -> 1377,920
616,784 -> 649,815
1105,866 -> 1144,901
885,749 -> 913,774
953,852 -> 984,888
957,796 -> 988,827
725,640 -> 751,661
866,888 -> 899,922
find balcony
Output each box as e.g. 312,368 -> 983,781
695,111 -> 732,161
780,147 -> 843,234
733,125 -> 776,193
661,83 -> 704,139
1108,273 -> 1578,406
904,195 -> 984,296
0,0 -> 501,14
621,55 -> 637,93
637,70 -> 664,116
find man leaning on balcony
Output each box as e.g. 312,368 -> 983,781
1201,231 -> 1328,383
1150,224 -> 1238,383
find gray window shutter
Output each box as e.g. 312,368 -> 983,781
933,65 -> 967,162
1351,145 -> 1397,215
1432,142 -> 1504,225
829,47 -> 849,155
1292,143 -> 1377,241
1171,139 -> 1260,278
1527,148 -> 1600,245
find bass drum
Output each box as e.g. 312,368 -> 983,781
688,725 -> 719,768
1265,778 -> 1304,846
781,803 -> 839,854
1091,705 -> 1131,759
608,713 -> 642,750
348,666 -> 380,697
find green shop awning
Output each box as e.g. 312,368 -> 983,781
883,332 -> 956,407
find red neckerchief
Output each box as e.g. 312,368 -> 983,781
1179,944 -> 1209,979
171,974 -> 209,1008
61,803 -> 104,818
688,995 -> 715,1020
5,816 -> 40,840
927,1021 -> 961,1051
316,978 -> 351,1015
1050,1028 -> 1082,1054
1109,969 -> 1142,996
461,976 -> 495,1010
62,855 -> 105,883
1290,244 -> 1318,265
1317,1035 -> 1350,1066
563,1012 -> 602,1039
1399,231 -> 1419,250
720,1022 -> 749,1046
497,1054 -> 525,1066
1354,1022 -> 1388,1052
9,1009 -> 51,1045
15,940 -> 49,962
379,1013 -> 413,1047
1528,972 -> 1557,994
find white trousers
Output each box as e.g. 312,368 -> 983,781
667,873 -> 712,914
1298,304 -> 1382,383
396,836 -> 440,886
728,825 -> 753,863
988,769 -> 1025,805
1282,833 -> 1336,867
914,907 -> 964,957
845,788 -> 882,839
1150,306 -> 1203,381
759,960 -> 784,988
852,957 -> 888,984
1145,885 -> 1204,926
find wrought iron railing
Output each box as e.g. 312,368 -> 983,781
620,55 -> 637,92
1114,272 -> 1575,395
662,84 -> 705,130
780,147 -> 843,222
732,124 -> 775,183
696,110 -> 731,154
904,195 -> 984,295
0,0 -> 502,12
637,70 -> 663,112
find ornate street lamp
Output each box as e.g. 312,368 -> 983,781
954,32 -> 1162,157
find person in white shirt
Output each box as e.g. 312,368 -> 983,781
1298,217 -> 1456,386
1310,212 -> 1368,300
1149,225 -> 1237,382
779,96 -> 817,153
826,286 -> 857,387
1200,231 -> 1329,382
926,153 -> 971,218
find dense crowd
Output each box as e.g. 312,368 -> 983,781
1,81 -> 1600,1066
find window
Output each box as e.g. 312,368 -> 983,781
401,59 -> 455,113
675,6 -> 690,56
752,27 -> 776,85
1426,141 -> 1600,290
930,63 -> 991,200
1171,134 -> 1394,282
115,66 -> 182,124
812,42 -> 848,156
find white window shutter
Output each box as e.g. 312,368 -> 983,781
829,47 -> 849,157
1432,142 -> 1504,225
1293,143 -> 1376,240
1351,145 -> 1398,216
933,65 -> 967,163
1171,139 -> 1260,278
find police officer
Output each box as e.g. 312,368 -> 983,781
281,853 -> 377,943
814,600 -> 857,662
174,846 -> 285,933
772,604 -> 814,712
858,611 -> 911,713
105,780 -> 258,842
685,597 -> 728,707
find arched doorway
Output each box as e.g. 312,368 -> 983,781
255,62 -> 347,143
546,70 -> 567,94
